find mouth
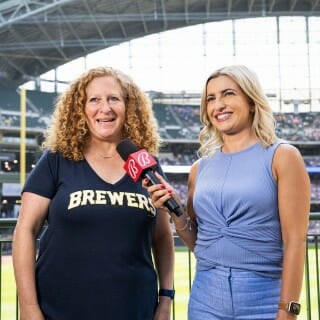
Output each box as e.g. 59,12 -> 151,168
216,112 -> 232,121
97,118 -> 115,123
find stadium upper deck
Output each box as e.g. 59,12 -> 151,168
1,87 -> 320,144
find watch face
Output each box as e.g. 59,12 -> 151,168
289,302 -> 301,315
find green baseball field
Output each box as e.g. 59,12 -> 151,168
1,247 -> 319,319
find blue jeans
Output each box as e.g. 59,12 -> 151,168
188,266 -> 281,320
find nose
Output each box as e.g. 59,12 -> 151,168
101,98 -> 113,110
212,97 -> 226,110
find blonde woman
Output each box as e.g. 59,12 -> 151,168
144,65 -> 310,319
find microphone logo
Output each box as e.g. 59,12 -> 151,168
128,158 -> 139,180
123,149 -> 158,182
137,151 -> 153,167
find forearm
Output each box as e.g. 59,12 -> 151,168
172,213 -> 197,251
12,227 -> 40,308
280,239 -> 306,303
153,236 -> 174,290
167,193 -> 197,251
152,231 -> 174,320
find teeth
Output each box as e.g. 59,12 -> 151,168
217,113 -> 231,120
98,119 -> 113,122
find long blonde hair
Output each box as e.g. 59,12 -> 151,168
43,66 -> 160,160
198,65 -> 277,157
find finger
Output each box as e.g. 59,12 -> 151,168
151,187 -> 170,201
146,183 -> 167,194
153,192 -> 173,209
141,177 -> 165,190
141,178 -> 150,188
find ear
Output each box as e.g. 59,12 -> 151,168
249,100 -> 255,113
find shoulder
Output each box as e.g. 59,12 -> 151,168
188,159 -> 201,187
274,143 -> 302,161
36,150 -> 73,177
44,149 -> 73,162
39,149 -> 65,166
273,143 -> 305,178
40,149 -> 60,160
190,159 -> 201,176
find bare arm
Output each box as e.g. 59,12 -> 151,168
12,192 -> 50,320
273,144 -> 310,319
173,161 -> 198,251
142,161 -> 199,251
152,208 -> 174,320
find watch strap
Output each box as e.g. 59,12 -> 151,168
278,302 -> 289,310
159,288 -> 175,300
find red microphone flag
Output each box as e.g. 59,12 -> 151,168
123,149 -> 158,182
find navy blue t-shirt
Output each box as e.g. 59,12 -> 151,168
23,150 -> 159,320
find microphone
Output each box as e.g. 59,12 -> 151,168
116,139 -> 183,217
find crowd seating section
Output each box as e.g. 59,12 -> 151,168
0,87 -> 56,130
153,103 -> 320,142
1,89 -> 319,142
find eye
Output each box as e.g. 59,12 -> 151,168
110,96 -> 120,101
224,90 -> 235,96
88,97 -> 99,103
206,96 -> 215,102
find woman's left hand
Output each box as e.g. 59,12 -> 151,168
153,297 -> 172,320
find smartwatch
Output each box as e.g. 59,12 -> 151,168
159,289 -> 175,300
278,301 -> 301,316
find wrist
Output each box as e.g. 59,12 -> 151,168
278,301 -> 301,316
158,288 -> 175,300
174,215 -> 192,232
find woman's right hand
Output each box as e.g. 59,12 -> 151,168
142,171 -> 176,210
143,169 -> 198,251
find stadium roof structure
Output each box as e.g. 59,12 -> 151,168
1,0 -> 320,88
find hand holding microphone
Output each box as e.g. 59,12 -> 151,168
116,139 -> 183,217
142,170 -> 178,212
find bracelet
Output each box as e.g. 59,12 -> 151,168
175,215 -> 192,231
159,289 -> 175,300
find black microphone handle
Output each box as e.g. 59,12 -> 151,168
142,170 -> 183,217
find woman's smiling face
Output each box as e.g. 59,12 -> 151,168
206,75 -> 254,136
85,75 -> 126,142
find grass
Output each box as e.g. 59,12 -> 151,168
1,256 -> 17,320
1,248 -> 319,320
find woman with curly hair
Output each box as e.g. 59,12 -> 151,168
13,66 -> 174,320
144,65 -> 310,319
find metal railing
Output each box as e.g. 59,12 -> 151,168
1,214 -> 320,320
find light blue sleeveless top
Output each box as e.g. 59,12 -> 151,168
193,141 -> 284,278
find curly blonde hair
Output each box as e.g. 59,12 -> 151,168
43,66 -> 160,161
198,65 -> 277,157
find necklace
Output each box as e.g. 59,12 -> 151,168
98,154 -> 115,159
